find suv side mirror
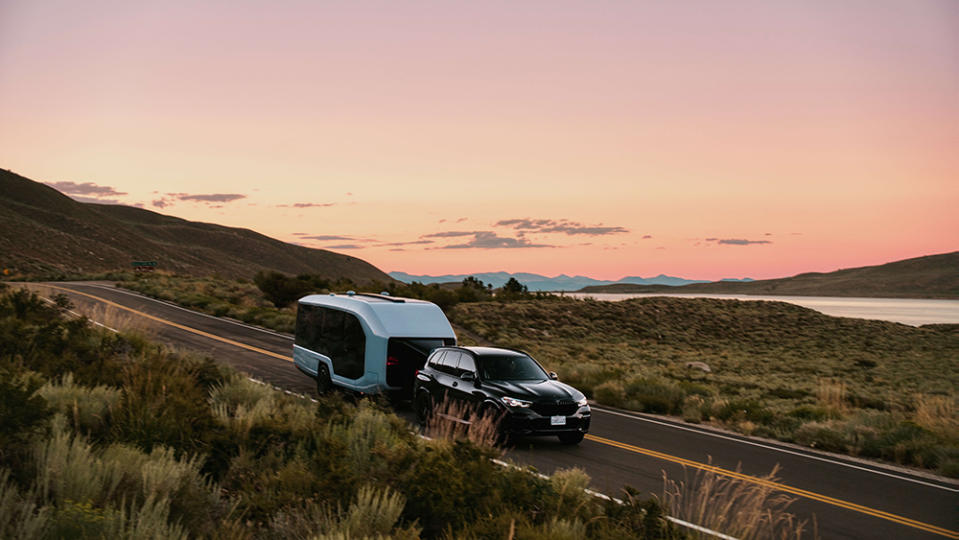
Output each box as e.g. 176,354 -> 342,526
461,371 -> 475,382
548,371 -> 558,380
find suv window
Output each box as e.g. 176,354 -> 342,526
428,350 -> 447,368
458,353 -> 476,376
478,354 -> 547,381
439,351 -> 461,374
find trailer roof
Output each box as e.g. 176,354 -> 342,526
298,293 -> 455,339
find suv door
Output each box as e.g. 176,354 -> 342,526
452,352 -> 482,408
432,350 -> 461,405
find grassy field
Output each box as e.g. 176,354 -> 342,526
449,298 -> 959,477
113,274 -> 959,477
1,285 -> 693,539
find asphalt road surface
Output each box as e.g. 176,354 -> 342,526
19,282 -> 959,539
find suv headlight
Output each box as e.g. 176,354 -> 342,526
501,396 -> 532,408
576,397 -> 589,407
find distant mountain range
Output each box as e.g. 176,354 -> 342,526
388,271 -> 754,291
579,251 -> 959,299
0,168 -> 391,282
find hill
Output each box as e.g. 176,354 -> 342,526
0,168 -> 391,282
579,251 -> 959,299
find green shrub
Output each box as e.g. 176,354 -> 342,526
38,373 -> 121,436
794,421 -> 852,453
788,405 -> 840,422
714,399 -> 774,424
593,381 -> 627,408
625,378 -> 685,414
0,372 -> 51,475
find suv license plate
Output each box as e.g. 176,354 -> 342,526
551,415 -> 566,426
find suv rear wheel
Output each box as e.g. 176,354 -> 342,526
415,392 -> 432,426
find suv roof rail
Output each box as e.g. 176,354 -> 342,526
451,345 -> 534,358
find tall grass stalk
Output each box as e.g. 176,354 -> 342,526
914,394 -> 958,437
662,462 -> 814,540
424,397 -> 504,451
0,469 -> 48,539
35,425 -> 122,506
816,378 -> 846,412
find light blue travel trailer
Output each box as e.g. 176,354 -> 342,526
293,292 -> 456,397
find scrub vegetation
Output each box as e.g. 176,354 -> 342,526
0,285 -> 681,539
449,298 -> 959,477
115,271 -> 543,332
112,273 -> 959,476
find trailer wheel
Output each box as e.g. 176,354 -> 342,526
316,364 -> 333,395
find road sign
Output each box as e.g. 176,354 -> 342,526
131,261 -> 158,271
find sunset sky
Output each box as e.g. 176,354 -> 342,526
1,1 -> 956,281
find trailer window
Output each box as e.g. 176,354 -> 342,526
295,304 -> 366,380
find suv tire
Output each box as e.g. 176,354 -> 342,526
558,432 -> 584,445
415,392 -> 432,426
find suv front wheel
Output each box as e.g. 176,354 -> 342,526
558,431 -> 585,445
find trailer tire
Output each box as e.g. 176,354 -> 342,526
316,364 -> 333,395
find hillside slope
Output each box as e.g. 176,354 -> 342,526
0,168 -> 391,282
580,251 -> 959,299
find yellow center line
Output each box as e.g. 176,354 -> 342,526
585,434 -> 959,539
34,284 -> 958,539
41,284 -> 294,363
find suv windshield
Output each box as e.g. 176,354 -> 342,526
478,354 -> 547,381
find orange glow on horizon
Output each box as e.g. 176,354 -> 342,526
1,1 -> 956,281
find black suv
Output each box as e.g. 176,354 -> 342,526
413,346 -> 590,444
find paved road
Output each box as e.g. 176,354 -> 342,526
23,282 -> 959,539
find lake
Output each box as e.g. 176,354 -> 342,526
564,293 -> 959,326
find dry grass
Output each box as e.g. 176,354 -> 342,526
424,397 -> 504,451
13,283 -> 155,336
816,378 -> 846,412
84,302 -> 155,336
915,394 -> 959,437
662,461 -> 815,540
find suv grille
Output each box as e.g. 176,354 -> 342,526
531,400 -> 578,417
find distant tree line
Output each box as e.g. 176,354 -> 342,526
253,271 -> 552,310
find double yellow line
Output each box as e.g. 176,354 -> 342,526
34,283 -> 959,539
586,434 -> 958,539
38,283 -> 292,363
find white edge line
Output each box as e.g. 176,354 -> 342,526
83,283 -> 294,340
666,517 -> 739,540
46,284 -> 958,494
36,295 -> 121,333
592,406 -> 959,493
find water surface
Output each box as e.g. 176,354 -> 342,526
565,293 -> 959,326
